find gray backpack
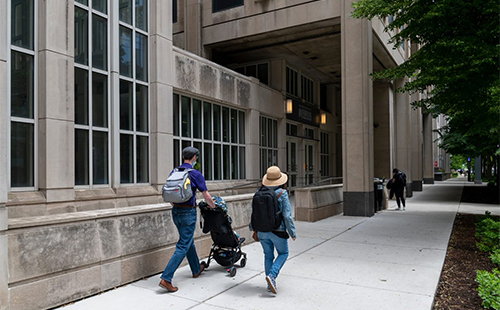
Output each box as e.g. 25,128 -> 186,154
162,168 -> 194,203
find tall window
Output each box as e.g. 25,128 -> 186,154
320,132 -> 330,177
213,0 -> 244,13
286,66 -> 298,97
119,0 -> 149,184
11,0 -> 36,188
173,94 -> 246,181
234,62 -> 269,85
260,116 -> 278,177
301,75 -> 314,103
74,0 -> 110,187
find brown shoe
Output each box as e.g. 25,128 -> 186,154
158,279 -> 178,292
193,262 -> 206,278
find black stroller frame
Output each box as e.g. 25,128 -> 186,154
199,201 -> 247,277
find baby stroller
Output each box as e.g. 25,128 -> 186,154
199,196 -> 247,277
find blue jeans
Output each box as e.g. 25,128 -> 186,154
258,231 -> 289,278
161,207 -> 201,282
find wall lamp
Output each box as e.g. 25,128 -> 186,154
320,112 -> 327,124
285,99 -> 293,114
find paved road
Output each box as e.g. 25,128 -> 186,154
58,176 -> 499,310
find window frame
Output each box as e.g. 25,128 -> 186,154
172,93 -> 246,181
9,0 -> 38,191
259,115 -> 278,177
74,0 -> 111,188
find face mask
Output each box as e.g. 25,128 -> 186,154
192,161 -> 197,167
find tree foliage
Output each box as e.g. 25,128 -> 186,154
351,0 -> 500,157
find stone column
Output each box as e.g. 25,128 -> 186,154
341,1 -> 374,217
394,79 -> 413,197
0,1 -> 9,308
38,2 -> 75,204
150,0 -> 175,191
373,82 -> 394,180
422,112 -> 434,184
410,102 -> 423,191
246,109 -> 261,181
185,0 -> 202,56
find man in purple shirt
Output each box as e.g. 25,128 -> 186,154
159,147 -> 216,292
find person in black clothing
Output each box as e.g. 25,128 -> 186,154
392,168 -> 406,210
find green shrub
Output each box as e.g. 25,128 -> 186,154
476,218 -> 500,253
476,269 -> 500,310
492,249 -> 500,266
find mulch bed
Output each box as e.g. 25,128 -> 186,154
433,185 -> 499,310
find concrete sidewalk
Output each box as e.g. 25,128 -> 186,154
58,176 -> 499,310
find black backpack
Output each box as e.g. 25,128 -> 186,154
398,172 -> 407,187
251,186 -> 284,232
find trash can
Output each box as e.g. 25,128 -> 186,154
374,178 -> 384,212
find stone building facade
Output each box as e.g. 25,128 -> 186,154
0,0 -> 448,309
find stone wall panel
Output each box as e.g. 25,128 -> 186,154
8,222 -> 100,283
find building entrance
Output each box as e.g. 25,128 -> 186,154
286,137 -> 298,187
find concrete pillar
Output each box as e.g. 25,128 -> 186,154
0,1 -> 9,307
475,156 -> 482,184
410,102 -> 423,191
150,0 -> 175,190
422,112 -> 434,184
341,0 -> 374,217
373,82 -> 393,180
394,79 -> 413,197
38,1 -> 75,202
246,109 -> 261,181
185,0 -> 201,56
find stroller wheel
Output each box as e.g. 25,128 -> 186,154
229,267 -> 237,277
240,258 -> 246,268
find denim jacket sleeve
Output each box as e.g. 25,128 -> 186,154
277,189 -> 297,239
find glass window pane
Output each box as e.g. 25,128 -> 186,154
267,118 -> 273,147
193,99 -> 202,139
119,0 -> 132,24
173,0 -> 177,23
231,146 -> 238,179
92,0 -> 107,13
119,26 -> 132,77
261,149 -> 266,177
272,119 -> 277,148
136,135 -> 149,183
92,15 -> 107,70
11,0 -> 34,49
136,84 -> 148,132
93,131 -> 108,184
182,140 -> 191,152
230,109 -> 237,143
11,51 -> 34,119
135,0 -> 148,31
238,111 -> 245,144
181,96 -> 191,137
260,117 -> 266,147
76,0 -> 88,5
223,145 -> 230,179
173,139 -> 180,167
75,7 -> 88,65
92,73 -> 107,128
213,0 -> 244,13
120,134 -> 133,183
246,65 -> 256,78
203,143 -> 212,180
135,33 -> 148,81
203,102 -> 211,140
75,129 -> 89,186
258,63 -> 268,85
214,144 -> 221,180
213,105 -> 221,141
222,107 -> 229,142
239,146 -> 246,179
119,80 -> 133,130
173,94 -> 179,136
194,141 -> 202,171
11,122 -> 34,187
75,68 -> 89,125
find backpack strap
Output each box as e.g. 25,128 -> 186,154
277,189 -> 284,199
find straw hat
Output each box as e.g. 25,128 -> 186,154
262,166 -> 288,187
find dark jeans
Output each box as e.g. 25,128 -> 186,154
394,187 -> 406,208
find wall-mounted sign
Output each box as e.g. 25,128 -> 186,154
285,99 -> 320,127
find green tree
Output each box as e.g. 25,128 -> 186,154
351,0 -> 500,158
